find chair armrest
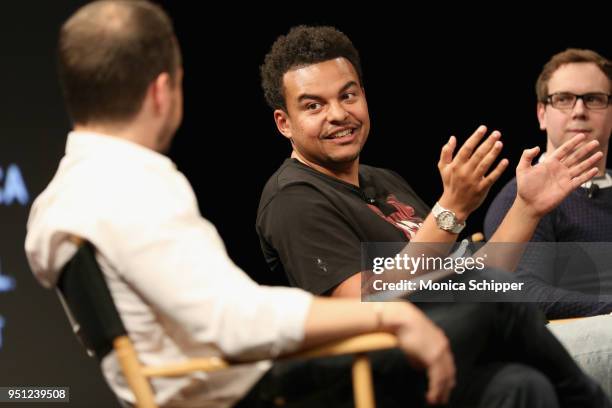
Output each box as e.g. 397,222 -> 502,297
138,332 -> 398,378
548,317 -> 584,325
141,357 -> 230,377
283,332 -> 398,360
471,232 -> 485,242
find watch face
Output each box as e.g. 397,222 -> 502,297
438,211 -> 456,230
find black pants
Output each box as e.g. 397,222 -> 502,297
236,301 -> 610,408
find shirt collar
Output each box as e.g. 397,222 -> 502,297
66,130 -> 175,170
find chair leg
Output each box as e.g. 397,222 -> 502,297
352,353 -> 376,408
114,336 -> 158,408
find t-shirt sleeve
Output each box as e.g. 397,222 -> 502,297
257,183 -> 364,295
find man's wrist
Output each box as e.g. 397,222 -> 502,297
437,196 -> 468,223
372,302 -> 385,331
433,200 -> 467,234
379,303 -> 418,334
512,196 -> 543,221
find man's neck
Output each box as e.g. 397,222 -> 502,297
74,122 -> 158,152
291,151 -> 360,186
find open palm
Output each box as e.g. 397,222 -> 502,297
516,134 -> 601,217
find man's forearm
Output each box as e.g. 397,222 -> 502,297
489,197 -> 541,243
300,298 -> 410,350
479,198 -> 541,272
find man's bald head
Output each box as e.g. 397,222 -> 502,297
58,0 -> 181,125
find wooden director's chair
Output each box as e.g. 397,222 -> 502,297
56,238 -> 399,408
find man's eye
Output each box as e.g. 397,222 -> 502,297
342,92 -> 356,100
585,94 -> 605,104
307,103 -> 322,110
556,94 -> 572,102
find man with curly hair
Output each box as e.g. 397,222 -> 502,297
257,25 -> 611,407
26,4 -> 465,407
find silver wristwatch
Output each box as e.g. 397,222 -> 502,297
432,202 -> 466,234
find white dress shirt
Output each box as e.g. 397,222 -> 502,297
25,131 -> 313,407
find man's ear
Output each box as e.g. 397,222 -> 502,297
150,72 -> 172,116
274,109 -> 293,140
536,102 -> 547,131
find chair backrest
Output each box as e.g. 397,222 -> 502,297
57,241 -> 159,407
57,241 -> 127,360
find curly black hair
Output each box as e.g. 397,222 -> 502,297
260,25 -> 363,111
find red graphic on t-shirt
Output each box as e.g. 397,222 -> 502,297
367,194 -> 423,240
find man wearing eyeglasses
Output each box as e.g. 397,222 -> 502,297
485,48 -> 612,396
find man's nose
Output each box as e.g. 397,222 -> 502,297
571,97 -> 588,118
327,100 -> 349,122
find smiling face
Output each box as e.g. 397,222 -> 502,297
537,62 -> 612,158
273,57 -> 370,178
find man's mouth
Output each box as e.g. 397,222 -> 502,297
567,129 -> 592,134
325,127 -> 357,140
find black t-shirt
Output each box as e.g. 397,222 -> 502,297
256,158 -> 429,295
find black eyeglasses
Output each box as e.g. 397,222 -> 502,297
546,92 -> 611,110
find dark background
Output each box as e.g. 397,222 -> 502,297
1,2 -> 610,406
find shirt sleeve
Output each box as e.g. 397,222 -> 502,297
257,183 -> 364,295
28,163 -> 313,361
116,174 -> 315,360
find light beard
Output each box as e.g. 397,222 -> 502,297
322,152 -> 361,172
156,100 -> 180,153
